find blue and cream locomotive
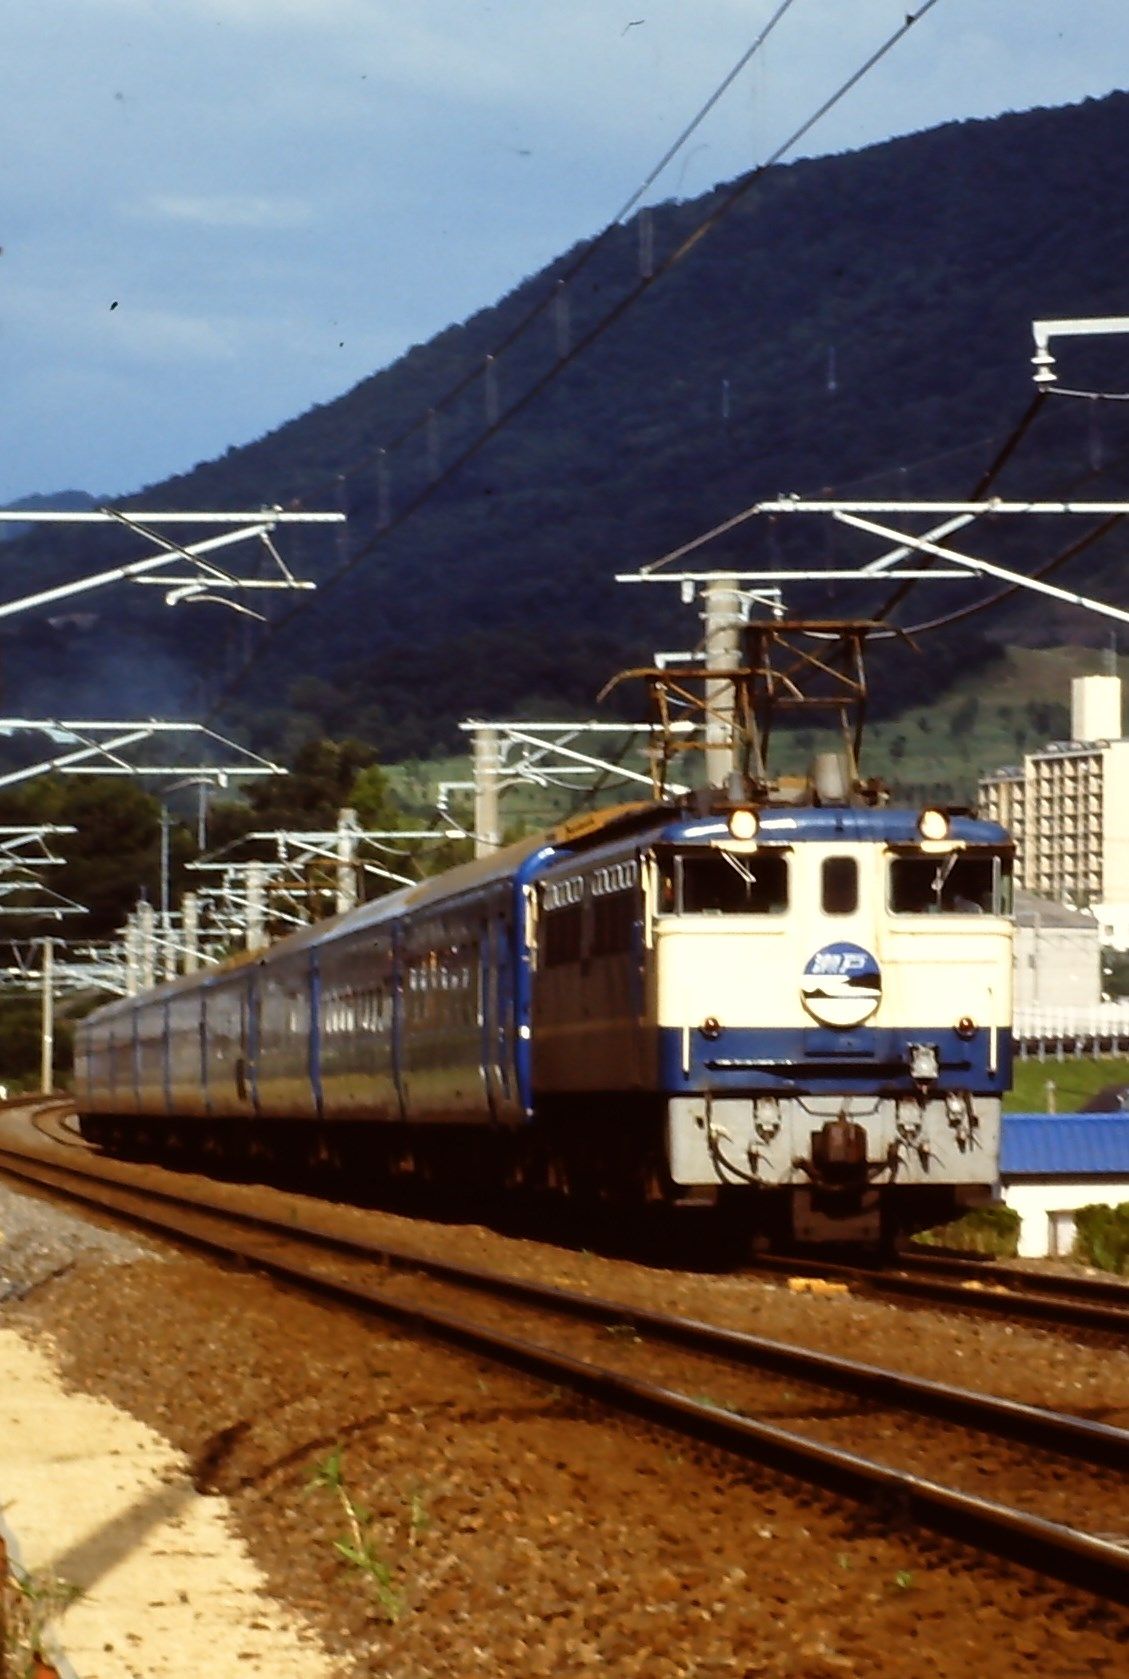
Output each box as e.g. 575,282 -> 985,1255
75,785 -> 1013,1245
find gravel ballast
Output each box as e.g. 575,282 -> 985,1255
1,1155 -> 1128,1678
0,1179 -> 335,1679
0,1177 -> 153,1300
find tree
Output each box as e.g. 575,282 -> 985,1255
0,775 -> 188,939
247,737 -> 379,829
207,736 -> 385,846
349,763 -> 406,831
949,696 -> 980,738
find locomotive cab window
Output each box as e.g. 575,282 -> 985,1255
889,851 -> 1013,916
821,856 -> 858,916
676,850 -> 788,915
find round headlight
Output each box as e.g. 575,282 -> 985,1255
918,808 -> 949,841
728,808 -> 759,841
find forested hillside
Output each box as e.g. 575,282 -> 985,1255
7,91 -> 1129,757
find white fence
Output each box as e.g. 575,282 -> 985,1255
1013,1004 -> 1129,1060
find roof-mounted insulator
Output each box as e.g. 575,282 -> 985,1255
1032,345 -> 1057,387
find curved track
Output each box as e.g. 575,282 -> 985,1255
0,1121 -> 1127,1602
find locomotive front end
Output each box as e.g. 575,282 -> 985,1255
653,806 -> 1014,1243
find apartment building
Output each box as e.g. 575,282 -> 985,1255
979,674 -> 1129,949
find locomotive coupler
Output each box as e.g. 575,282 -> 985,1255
805,1116 -> 869,1186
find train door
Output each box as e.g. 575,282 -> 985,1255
106,1026 -> 117,1110
198,991 -> 210,1117
391,921 -> 408,1121
483,909 -> 521,1124
234,974 -> 260,1116
307,950 -> 323,1118
161,998 -> 172,1114
130,1008 -> 141,1113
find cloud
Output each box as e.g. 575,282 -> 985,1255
5,0 -> 1129,505
97,306 -> 242,365
142,193 -> 314,230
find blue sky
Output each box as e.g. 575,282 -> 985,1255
3,1 -> 1127,506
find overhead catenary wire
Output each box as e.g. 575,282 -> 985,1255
848,427 -> 1129,640
557,728 -> 650,815
878,384 -> 1129,636
899,512 -> 1126,637
889,423 -> 1129,637
203,0 -> 946,727
638,429 -> 1016,574
873,389 -> 1049,623
374,0 -> 803,461
636,398 -> 1129,646
1047,387 -> 1129,402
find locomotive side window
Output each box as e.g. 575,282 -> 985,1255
677,851 -> 788,914
592,890 -> 634,955
889,852 -> 1012,915
544,902 -> 583,966
821,856 -> 858,915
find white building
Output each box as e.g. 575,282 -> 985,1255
979,674 -> 1129,949
1000,1113 -> 1129,1258
1013,890 -> 1101,1013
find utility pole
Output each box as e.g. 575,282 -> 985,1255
137,900 -> 156,990
335,809 -> 360,914
246,863 -> 267,951
159,805 -> 177,980
40,936 -> 54,1093
182,891 -> 200,975
197,781 -> 209,851
703,580 -> 744,790
124,909 -> 140,996
472,726 -> 502,858
159,804 -> 171,921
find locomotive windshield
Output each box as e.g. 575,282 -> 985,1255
666,850 -> 789,915
888,849 -> 1012,916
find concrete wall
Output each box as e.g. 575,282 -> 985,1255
1013,920 -> 1101,1011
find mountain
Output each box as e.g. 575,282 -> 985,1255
6,92 -> 1129,757
0,489 -> 98,542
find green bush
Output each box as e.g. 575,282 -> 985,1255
912,1201 -> 1021,1257
1073,1203 -> 1129,1274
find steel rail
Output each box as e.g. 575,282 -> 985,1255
742,1251 -> 1129,1338
0,1140 -> 1128,1601
896,1247 -> 1129,1307
0,1137 -> 1125,1469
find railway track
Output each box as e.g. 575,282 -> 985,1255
743,1248 -> 1129,1338
901,1244 -> 1129,1305
1,1125 -> 1127,1602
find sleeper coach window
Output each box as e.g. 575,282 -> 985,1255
677,851 -> 788,914
889,852 -> 1012,916
822,856 -> 858,916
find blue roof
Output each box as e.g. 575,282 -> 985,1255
1001,1114 -> 1129,1177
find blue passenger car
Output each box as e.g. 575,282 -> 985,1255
75,793 -> 1014,1243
